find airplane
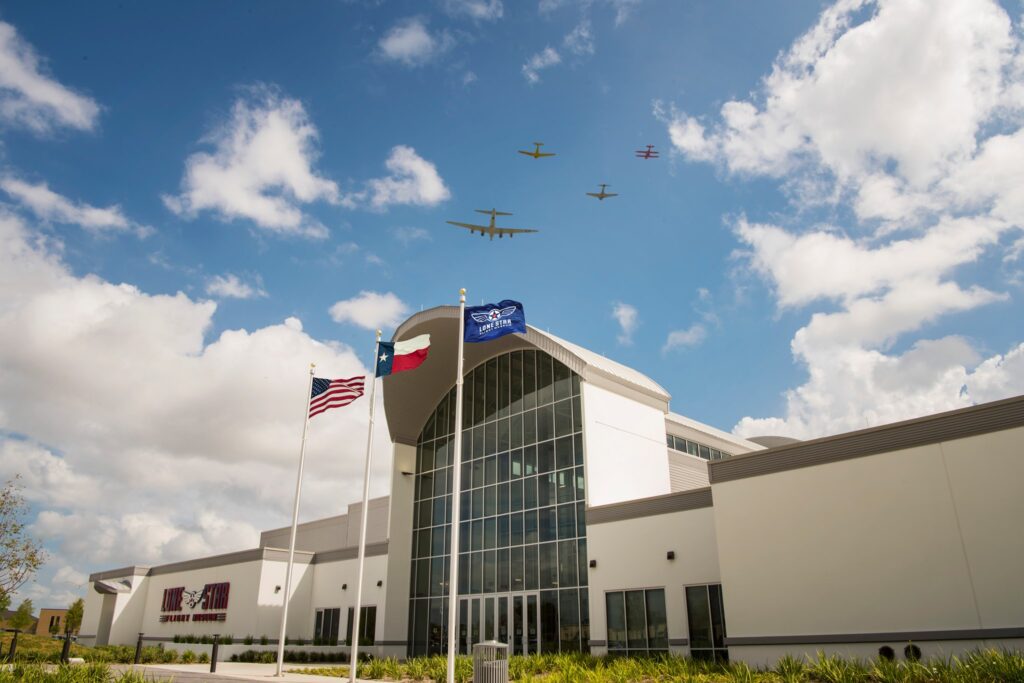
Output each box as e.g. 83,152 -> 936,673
635,144 -> 660,159
447,209 -> 539,241
586,183 -> 618,201
518,142 -> 556,159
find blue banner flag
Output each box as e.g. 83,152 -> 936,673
464,299 -> 527,342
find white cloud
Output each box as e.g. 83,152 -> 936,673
611,302 -> 637,345
366,145 -> 451,209
660,0 -> 1024,438
0,211 -> 392,605
462,71 -> 478,86
522,47 -> 561,84
0,176 -> 152,238
662,324 -> 707,353
563,19 -> 595,56
442,0 -> 503,21
163,88 -> 339,238
0,21 -> 100,134
378,17 -> 454,67
329,291 -> 409,331
204,273 -> 267,300
392,226 -> 431,245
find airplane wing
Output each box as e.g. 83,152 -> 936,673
447,221 -> 488,231
586,193 -> 599,198
605,193 -> 618,197
537,152 -> 555,157
517,150 -> 534,156
495,228 -> 539,235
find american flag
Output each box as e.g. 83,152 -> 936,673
309,376 -> 365,418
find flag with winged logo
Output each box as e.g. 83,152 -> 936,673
464,299 -> 526,342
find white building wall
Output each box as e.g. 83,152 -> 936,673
711,425 -> 1024,666
582,382 -> 670,506
309,555 -> 390,652
585,506 -> 720,655
667,451 -> 710,492
381,441 -> 416,655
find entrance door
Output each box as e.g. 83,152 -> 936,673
461,593 -> 539,655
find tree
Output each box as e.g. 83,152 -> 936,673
9,598 -> 34,631
66,598 -> 84,635
0,477 -> 45,608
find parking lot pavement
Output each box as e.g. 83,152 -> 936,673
114,662 -> 375,683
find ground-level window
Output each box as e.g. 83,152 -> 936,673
605,588 -> 668,656
314,607 -> 340,645
346,606 -> 376,647
685,584 -> 727,661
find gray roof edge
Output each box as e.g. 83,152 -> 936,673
709,394 -> 1024,484
587,487 -> 713,524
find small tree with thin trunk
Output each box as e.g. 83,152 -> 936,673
1,477 -> 45,605
9,598 -> 34,631
66,598 -> 84,635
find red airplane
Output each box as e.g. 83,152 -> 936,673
635,144 -> 660,159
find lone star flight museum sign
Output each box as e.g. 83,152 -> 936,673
160,583 -> 230,623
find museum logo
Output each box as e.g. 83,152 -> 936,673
160,582 -> 230,623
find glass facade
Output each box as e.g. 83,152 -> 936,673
605,589 -> 668,656
685,584 -> 728,661
407,349 -> 589,657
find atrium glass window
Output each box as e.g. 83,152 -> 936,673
408,349 -> 588,657
605,588 -> 668,656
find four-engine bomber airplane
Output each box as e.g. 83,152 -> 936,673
635,144 -> 659,159
447,209 -> 539,240
518,142 -> 556,159
586,183 -> 618,200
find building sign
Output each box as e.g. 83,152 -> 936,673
159,583 -> 230,623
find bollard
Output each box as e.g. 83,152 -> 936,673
210,634 -> 220,673
61,631 -> 73,664
134,633 -> 144,664
7,630 -> 20,662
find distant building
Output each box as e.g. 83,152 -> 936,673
0,610 -> 37,633
35,608 -> 69,636
78,308 -> 1024,666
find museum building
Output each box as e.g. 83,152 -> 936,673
80,307 -> 1024,666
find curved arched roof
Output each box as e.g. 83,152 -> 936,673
383,306 -> 670,445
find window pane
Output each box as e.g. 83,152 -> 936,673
553,360 -> 571,402
538,506 -> 557,542
485,484 -> 497,516
523,475 -> 537,510
470,552 -> 482,594
484,517 -> 496,549
485,421 -> 497,456
430,557 -> 444,596
709,584 -> 726,648
473,367 -> 485,426
433,466 -> 447,497
510,512 -> 523,545
686,586 -> 712,648
537,354 -> 554,406
577,539 -> 588,587
556,470 -> 574,505
699,444 -> 711,460
557,503 -> 575,540
484,550 -> 496,593
645,589 -> 668,649
687,440 -> 698,457
484,358 -> 498,421
606,592 -> 626,650
497,548 -> 510,592
555,436 -> 573,471
554,399 -> 573,438
523,409 -> 537,445
537,472 -> 555,508
574,433 -> 583,466
473,426 -> 484,459
558,539 -> 577,588
559,589 -> 580,652
524,509 -> 538,544
510,351 -> 523,414
522,350 -> 536,410
498,353 -> 510,418
472,520 -> 483,552
511,546 -> 524,590
537,440 -> 555,474
486,457 -> 497,486
540,590 -> 559,653
539,542 -> 558,589
625,590 -> 647,649
510,414 -> 523,450
537,404 -> 555,442
498,482 -> 510,514
524,545 -> 538,590
510,479 -> 523,512
524,445 -> 537,475
459,521 -> 470,553
511,449 -> 523,478
497,451 -> 510,482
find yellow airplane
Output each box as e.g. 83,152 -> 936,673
518,142 -> 556,159
447,209 -> 539,240
587,184 -> 618,201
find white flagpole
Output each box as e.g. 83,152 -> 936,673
276,363 -> 316,677
446,288 -> 466,683
350,330 -> 382,683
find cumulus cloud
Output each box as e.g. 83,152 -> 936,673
0,211 -> 391,605
442,0 -> 503,21
662,324 -> 707,353
204,273 -> 268,300
366,145 -> 451,209
378,17 -> 454,67
0,21 -> 100,134
661,0 -> 1024,438
563,19 -> 595,56
522,47 -> 561,84
329,291 -> 410,331
392,226 -> 431,245
0,176 -> 151,237
163,88 -> 340,238
611,302 -> 637,345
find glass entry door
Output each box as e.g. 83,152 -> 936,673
461,592 -> 539,655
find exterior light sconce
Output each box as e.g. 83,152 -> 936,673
666,551 -> 676,560
274,585 -> 281,593
376,580 -> 383,587
589,559 -> 597,568
342,583 -> 347,590
401,471 -> 414,476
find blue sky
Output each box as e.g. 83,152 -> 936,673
1,0 -> 1022,607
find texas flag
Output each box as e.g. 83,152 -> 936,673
376,334 -> 431,377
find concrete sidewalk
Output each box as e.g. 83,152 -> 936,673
115,662 -> 377,683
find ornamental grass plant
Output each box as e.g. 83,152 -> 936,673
293,648 -> 1024,682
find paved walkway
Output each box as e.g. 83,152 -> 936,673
115,662 -> 376,683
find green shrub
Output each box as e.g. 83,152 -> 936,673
198,652 -> 210,664
243,635 -> 254,646
181,650 -> 197,664
260,635 -> 269,645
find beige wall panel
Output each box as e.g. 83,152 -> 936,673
382,442 -> 416,646
939,426 -> 1024,628
713,443 -> 978,638
586,507 -> 720,645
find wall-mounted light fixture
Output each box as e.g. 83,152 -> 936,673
401,470 -> 414,476
589,559 -> 597,568
341,583 -> 348,590
274,585 -> 281,594
666,551 -> 676,560
376,580 -> 383,587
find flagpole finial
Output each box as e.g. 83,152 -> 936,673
459,288 -> 466,303
309,362 -> 316,373
375,329 -> 382,341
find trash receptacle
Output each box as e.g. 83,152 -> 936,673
473,641 -> 509,683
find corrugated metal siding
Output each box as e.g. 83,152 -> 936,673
668,450 -> 710,492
